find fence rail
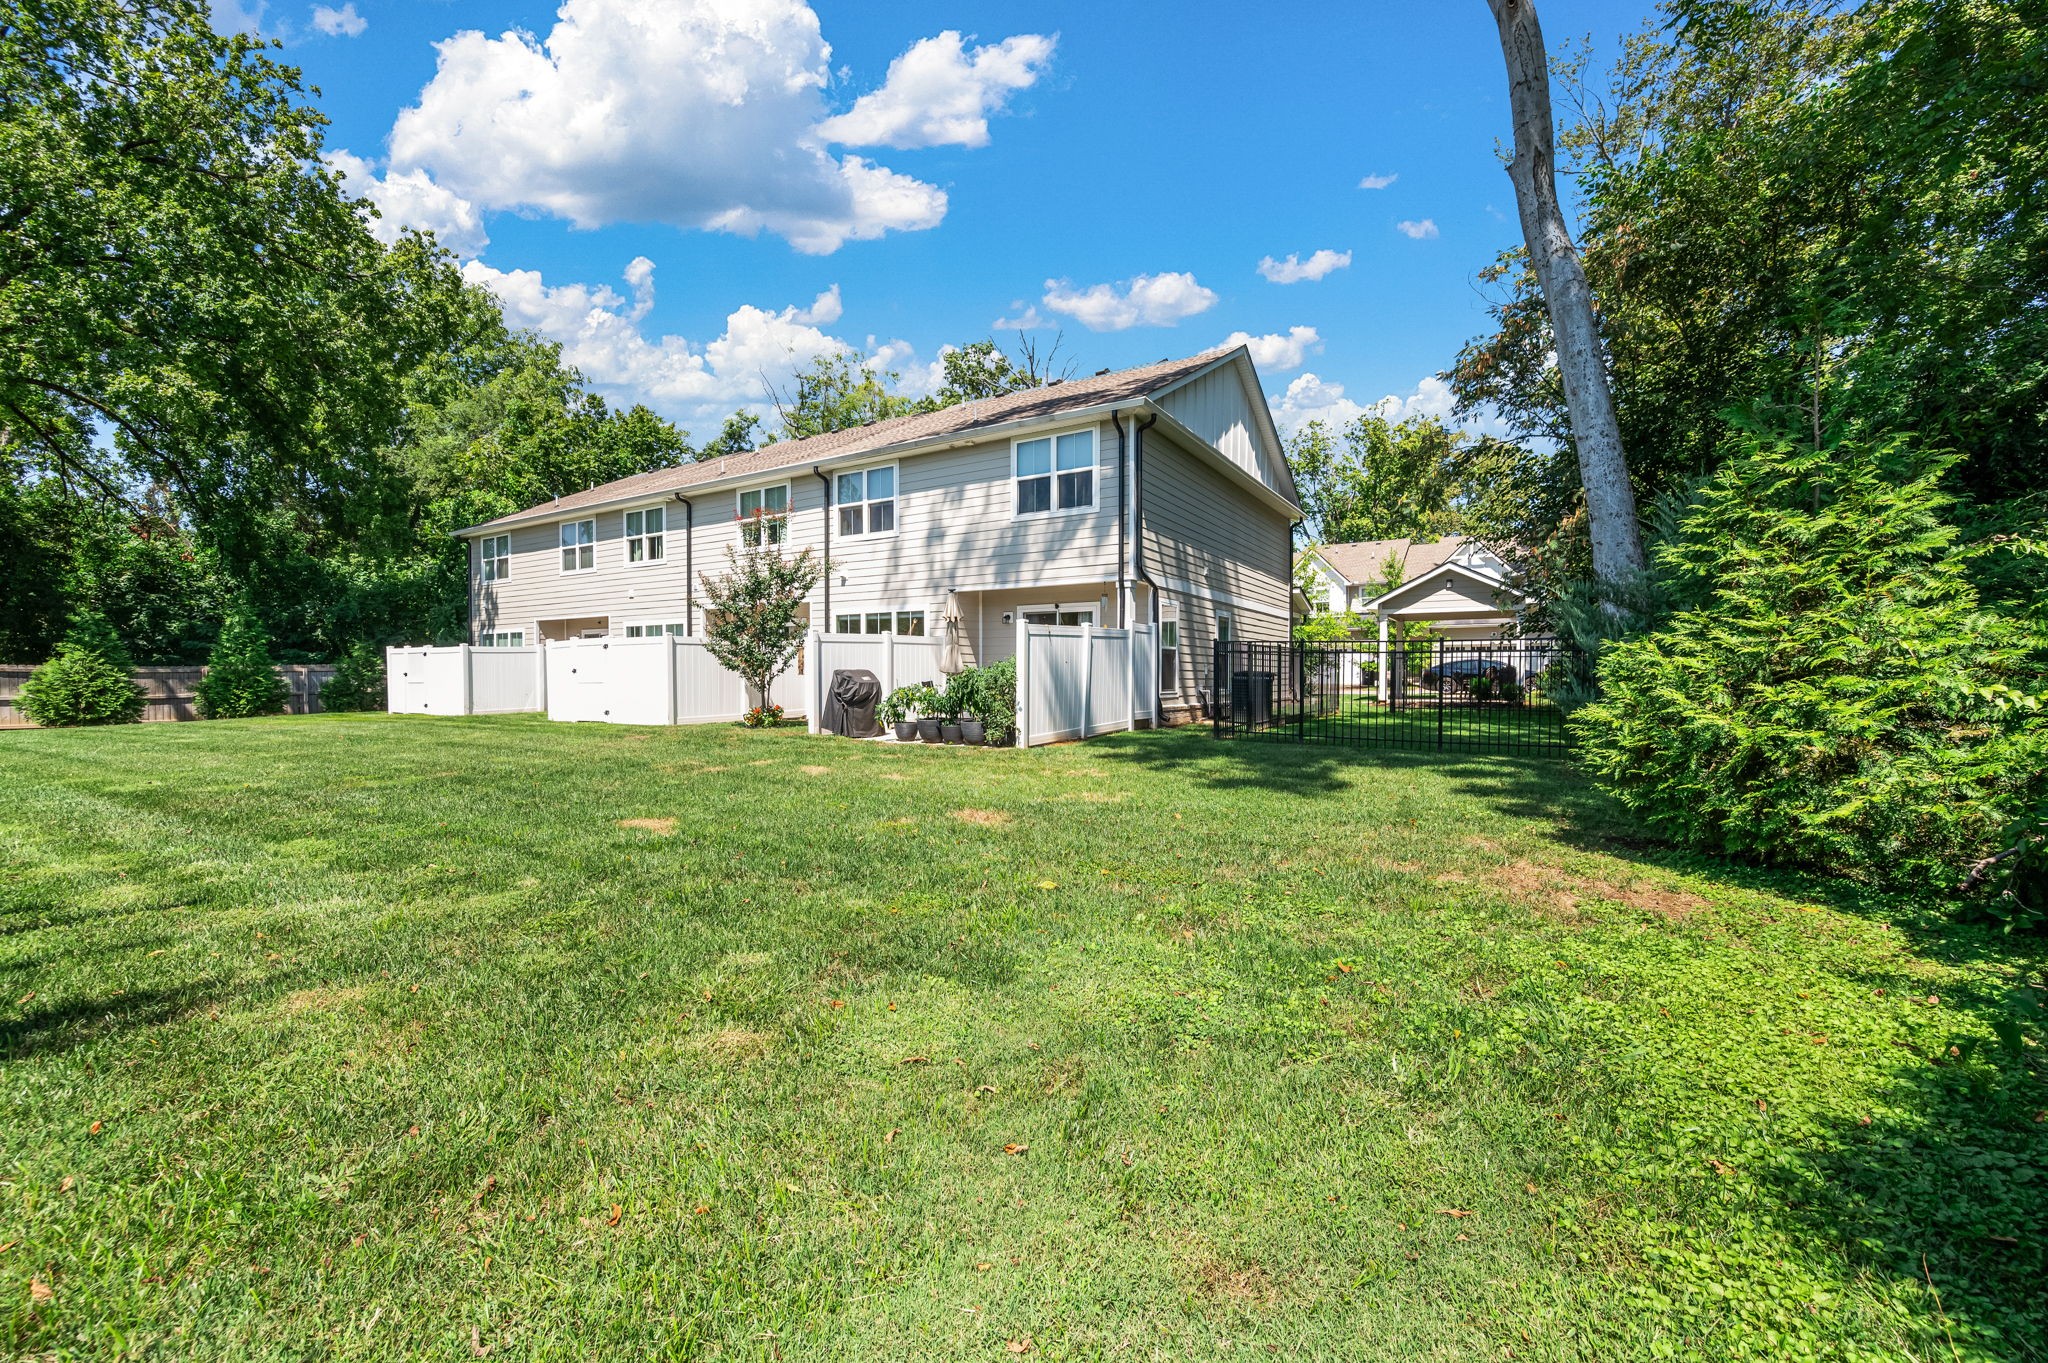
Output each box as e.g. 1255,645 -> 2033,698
1211,636 -> 1575,755
1,663 -> 337,729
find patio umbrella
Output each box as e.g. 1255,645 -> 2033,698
939,612 -> 964,674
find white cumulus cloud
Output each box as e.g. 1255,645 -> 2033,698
1270,372 -> 1468,437
815,31 -> 1054,149
386,0 -> 960,254
1395,218 -> 1440,240
1256,249 -> 1350,285
328,151 -> 489,258
311,3 -> 365,37
459,258 -> 929,429
1041,272 -> 1218,332
1221,327 -> 1321,372
1358,172 -> 1398,190
992,302 -> 1045,330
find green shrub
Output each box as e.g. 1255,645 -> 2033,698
319,642 -> 385,713
967,657 -> 1017,742
16,614 -> 145,726
1573,432 -> 2047,891
194,610 -> 289,719
1963,805 -> 2048,934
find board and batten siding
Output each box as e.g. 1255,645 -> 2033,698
1154,358 -> 1286,492
468,422 -> 1126,642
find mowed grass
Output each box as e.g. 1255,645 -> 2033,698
1,716 -> 2042,1362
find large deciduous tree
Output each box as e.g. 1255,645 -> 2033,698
1483,0 -> 1646,587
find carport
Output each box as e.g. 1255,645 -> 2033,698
1372,561 -> 1526,701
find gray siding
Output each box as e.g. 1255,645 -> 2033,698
1140,429 -> 1293,628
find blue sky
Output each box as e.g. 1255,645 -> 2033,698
226,0 -> 1658,441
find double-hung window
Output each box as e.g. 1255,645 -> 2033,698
479,534 -> 510,582
1015,429 -> 1095,515
738,483 -> 788,546
835,465 -> 896,536
624,507 -> 665,563
559,518 -> 595,572
1159,606 -> 1180,694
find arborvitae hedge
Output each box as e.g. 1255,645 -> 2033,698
1573,433 -> 2048,895
16,614 -> 145,726
193,610 -> 288,719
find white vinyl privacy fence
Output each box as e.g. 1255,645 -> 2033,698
386,645 -> 545,716
1014,622 -> 1158,747
803,631 -> 946,733
545,635 -> 811,726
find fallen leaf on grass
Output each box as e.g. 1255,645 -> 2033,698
89,1121 -> 102,1135
976,1084 -> 998,1095
471,1324 -> 490,1357
29,1277 -> 53,1303
976,1262 -> 992,1271
1006,1340 -> 1034,1354
16,992 -> 33,1006
0,1241 -> 14,1255
828,999 -> 846,1010
1438,1208 -> 1473,1218
884,1129 -> 899,1144
1035,881 -> 1058,890
1003,1143 -> 1029,1155
58,1176 -> 74,1193
899,1056 -> 930,1066
1708,1158 -> 1734,1176
694,1206 -> 709,1216
606,1205 -> 622,1227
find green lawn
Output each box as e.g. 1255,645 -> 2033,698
2,716 -> 2042,1361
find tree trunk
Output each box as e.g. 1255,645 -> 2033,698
1484,0 -> 1647,585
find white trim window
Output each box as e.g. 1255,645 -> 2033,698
835,464 -> 896,537
624,506 -> 666,564
559,518 -> 596,573
1216,612 -> 1235,644
623,620 -> 689,638
1159,605 -> 1180,694
1014,428 -> 1095,516
833,609 -> 925,636
738,483 -> 789,546
479,534 -> 510,582
478,630 -> 525,647
1020,602 -> 1096,627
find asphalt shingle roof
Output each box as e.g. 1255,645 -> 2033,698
462,349 -> 1234,534
1312,535 -> 1470,588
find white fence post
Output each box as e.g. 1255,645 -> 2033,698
1079,623 -> 1094,738
882,633 -> 897,710
534,642 -> 549,713
458,644 -> 474,716
806,627 -> 822,733
1014,618 -> 1030,747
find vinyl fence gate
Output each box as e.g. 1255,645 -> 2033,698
1211,635 -> 1575,756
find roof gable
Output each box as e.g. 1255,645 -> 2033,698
1152,348 -> 1298,507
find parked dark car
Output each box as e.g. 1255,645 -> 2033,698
1418,658 -> 1519,691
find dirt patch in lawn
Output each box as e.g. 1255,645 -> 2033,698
617,817 -> 677,835
279,985 -> 368,1016
1192,1258 -> 1280,1307
693,1027 -> 772,1064
1490,858 -> 1704,921
950,808 -> 1013,828
1065,790 -> 1126,804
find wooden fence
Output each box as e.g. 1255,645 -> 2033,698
0,664 -> 338,729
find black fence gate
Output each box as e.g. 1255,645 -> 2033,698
1211,636 -> 1576,755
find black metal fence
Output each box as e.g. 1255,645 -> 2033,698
1211,635 -> 1576,755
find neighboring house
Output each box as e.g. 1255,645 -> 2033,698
455,346 -> 1301,721
1297,535 -> 1525,642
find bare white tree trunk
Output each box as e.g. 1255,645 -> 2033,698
1486,0 -> 1647,585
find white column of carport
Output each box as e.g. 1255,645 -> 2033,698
1377,611 -> 1391,703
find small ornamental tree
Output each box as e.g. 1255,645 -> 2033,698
17,613 -> 145,726
1573,432 -> 2048,891
698,540 -> 824,720
194,609 -> 289,719
320,641 -> 386,713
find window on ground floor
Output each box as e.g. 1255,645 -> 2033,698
478,630 -> 524,647
1216,611 -> 1235,644
833,609 -> 925,635
1159,605 -> 1180,693
1020,602 -> 1096,627
623,620 -> 689,638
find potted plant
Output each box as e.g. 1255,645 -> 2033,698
910,683 -> 943,742
879,685 -> 921,742
967,658 -> 1016,746
949,670 -> 985,744
939,671 -> 976,744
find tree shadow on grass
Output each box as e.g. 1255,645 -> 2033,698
1,985 -> 210,1063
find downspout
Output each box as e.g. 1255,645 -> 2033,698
1131,412 -> 1160,723
672,493 -> 695,635
1111,411 -> 1128,628
812,466 -> 832,630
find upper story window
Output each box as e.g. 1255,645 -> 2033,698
836,464 -> 896,537
479,534 -> 510,582
624,507 -> 665,564
1015,429 -> 1095,516
738,483 -> 788,546
559,518 -> 595,573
